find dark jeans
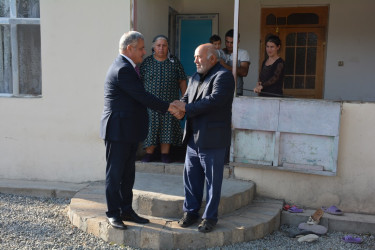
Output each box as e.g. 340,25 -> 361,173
105,140 -> 138,218
182,136 -> 226,222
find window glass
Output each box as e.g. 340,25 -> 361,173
266,14 -> 276,25
0,24 -> 12,93
305,76 -> 315,89
0,0 -> 10,17
306,47 -> 317,75
287,13 -> 319,25
17,0 -> 40,18
295,47 -> 306,75
18,24 -> 41,95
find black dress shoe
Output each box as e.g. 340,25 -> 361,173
121,210 -> 149,224
108,217 -> 127,230
178,212 -> 199,228
198,219 -> 216,233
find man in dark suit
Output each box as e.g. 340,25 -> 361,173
172,43 -> 235,233
100,31 -> 177,230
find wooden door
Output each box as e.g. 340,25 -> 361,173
261,7 -> 328,99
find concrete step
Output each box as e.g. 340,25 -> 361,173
73,172 -> 255,218
135,161 -> 233,178
281,209 -> 375,235
68,182 -> 283,249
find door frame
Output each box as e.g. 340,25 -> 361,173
260,6 -> 328,99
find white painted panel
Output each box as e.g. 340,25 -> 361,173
279,99 -> 341,136
233,129 -> 274,165
232,97 -> 279,131
279,133 -> 335,172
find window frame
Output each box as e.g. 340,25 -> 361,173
0,0 -> 41,97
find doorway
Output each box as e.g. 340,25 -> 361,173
261,6 -> 328,99
175,14 -> 219,76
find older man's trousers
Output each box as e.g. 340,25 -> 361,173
182,136 -> 226,222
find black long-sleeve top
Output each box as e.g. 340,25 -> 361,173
259,57 -> 285,97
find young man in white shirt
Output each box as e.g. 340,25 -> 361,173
221,29 -> 250,96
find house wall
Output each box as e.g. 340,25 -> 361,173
0,0 -> 131,182
0,0 -> 374,214
235,102 -> 375,214
136,0 -> 181,54
324,0 -> 375,101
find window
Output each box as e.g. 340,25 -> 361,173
0,0 -> 41,97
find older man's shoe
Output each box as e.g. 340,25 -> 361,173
198,219 -> 216,233
121,210 -> 149,224
178,212 -> 199,228
108,217 -> 127,230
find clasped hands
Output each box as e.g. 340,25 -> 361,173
168,100 -> 186,120
253,81 -> 263,93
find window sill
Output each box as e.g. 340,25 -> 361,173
0,94 -> 42,98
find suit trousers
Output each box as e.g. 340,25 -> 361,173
105,140 -> 138,218
182,136 -> 226,222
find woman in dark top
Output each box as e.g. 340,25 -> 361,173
254,35 -> 285,97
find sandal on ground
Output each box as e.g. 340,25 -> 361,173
307,208 -> 324,225
342,235 -> 362,244
198,219 -> 216,233
297,234 -> 319,243
289,230 -> 315,238
283,204 -> 291,211
322,205 -> 343,215
288,206 -> 304,213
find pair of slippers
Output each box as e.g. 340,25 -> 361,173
322,205 -> 343,215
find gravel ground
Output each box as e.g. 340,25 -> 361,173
1,193 -> 374,250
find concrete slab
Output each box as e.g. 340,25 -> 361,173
0,178 -> 88,198
281,209 -> 375,234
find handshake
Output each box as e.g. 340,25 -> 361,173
168,100 -> 186,120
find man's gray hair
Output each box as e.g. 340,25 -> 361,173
119,31 -> 144,52
207,46 -> 219,60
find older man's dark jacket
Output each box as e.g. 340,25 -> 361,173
181,62 -> 235,148
100,55 -> 169,142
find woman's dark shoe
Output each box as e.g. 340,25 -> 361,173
178,212 -> 199,227
161,154 -> 172,163
142,153 -> 154,163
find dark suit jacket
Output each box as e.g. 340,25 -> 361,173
181,62 -> 235,148
100,55 -> 169,142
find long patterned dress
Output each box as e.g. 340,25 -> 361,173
140,55 -> 186,148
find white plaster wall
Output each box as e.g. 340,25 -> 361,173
0,0 -> 131,182
234,102 -> 375,214
324,0 -> 375,101
136,0 -> 181,56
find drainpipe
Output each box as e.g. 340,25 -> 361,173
131,0 -> 138,31
232,0 -> 239,97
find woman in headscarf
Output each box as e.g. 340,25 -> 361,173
140,35 -> 187,163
